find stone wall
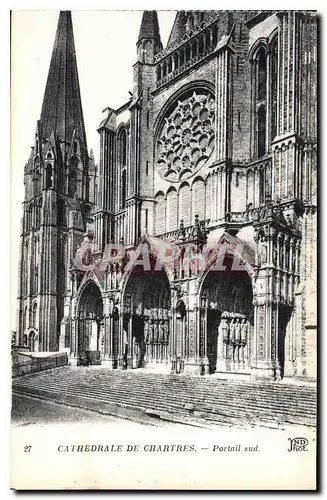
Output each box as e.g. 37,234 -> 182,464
12,352 -> 68,378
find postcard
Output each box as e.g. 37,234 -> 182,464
10,9 -> 317,490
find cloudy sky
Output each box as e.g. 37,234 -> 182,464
10,10 -> 176,328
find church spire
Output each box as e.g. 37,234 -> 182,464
137,11 -> 162,63
39,11 -> 87,149
137,11 -> 162,46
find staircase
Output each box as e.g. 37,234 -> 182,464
12,367 -> 317,430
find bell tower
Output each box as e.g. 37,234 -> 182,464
17,11 -> 90,351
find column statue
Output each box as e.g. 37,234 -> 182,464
144,320 -> 149,344
229,317 -> 235,361
241,318 -> 247,344
235,318 -> 241,362
163,321 -> 169,344
240,318 -> 248,364
158,320 -> 164,343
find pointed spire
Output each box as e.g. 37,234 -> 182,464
138,11 -> 161,45
39,11 -> 87,149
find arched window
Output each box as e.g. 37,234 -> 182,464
179,183 -> 191,226
32,303 -> 37,328
156,65 -> 161,80
252,38 -> 278,157
155,192 -> 165,235
166,187 -> 178,232
270,36 -> 278,140
118,129 -> 127,166
257,48 -> 267,101
46,163 -> 53,189
257,105 -> 266,158
121,169 -> 127,209
253,47 -> 267,158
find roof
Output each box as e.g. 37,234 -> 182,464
138,11 -> 161,44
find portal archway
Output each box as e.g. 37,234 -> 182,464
199,254 -> 254,374
122,257 -> 171,370
77,281 -> 103,365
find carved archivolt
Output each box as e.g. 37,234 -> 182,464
156,90 -> 215,182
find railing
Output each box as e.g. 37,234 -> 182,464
154,12 -> 220,63
156,219 -> 210,242
155,18 -> 222,90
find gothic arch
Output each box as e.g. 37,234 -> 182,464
32,302 -> 37,329
192,176 -> 205,221
121,250 -> 172,368
248,37 -> 268,62
198,236 -> 255,375
197,234 -> 256,295
154,191 -> 166,235
75,279 -> 104,365
75,276 -> 104,315
119,240 -> 174,300
117,125 -> 128,167
178,182 -> 191,226
166,186 -> 178,231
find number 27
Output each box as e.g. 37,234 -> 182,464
24,445 -> 32,452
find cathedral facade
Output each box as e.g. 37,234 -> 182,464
16,10 -> 317,380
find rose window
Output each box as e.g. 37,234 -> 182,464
156,90 -> 215,182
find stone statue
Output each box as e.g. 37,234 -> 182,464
144,321 -> 149,344
153,321 -> 159,343
158,320 -> 165,343
219,316 -> 229,344
149,320 -> 154,343
241,319 -> 247,344
229,319 -> 235,344
235,318 -> 241,345
163,322 -> 169,344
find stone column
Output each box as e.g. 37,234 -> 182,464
116,311 -> 124,369
127,315 -> 133,369
69,317 -> 78,366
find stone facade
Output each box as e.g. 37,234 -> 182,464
17,10 -> 317,380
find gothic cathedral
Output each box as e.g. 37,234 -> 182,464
16,11 -> 317,380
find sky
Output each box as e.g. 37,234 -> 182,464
10,10 -> 176,328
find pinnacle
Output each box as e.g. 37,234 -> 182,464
138,11 -> 161,44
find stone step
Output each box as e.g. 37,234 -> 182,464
28,368 -> 316,404
14,383 -> 315,430
13,368 -> 316,428
19,378 -> 315,419
15,368 -> 317,407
